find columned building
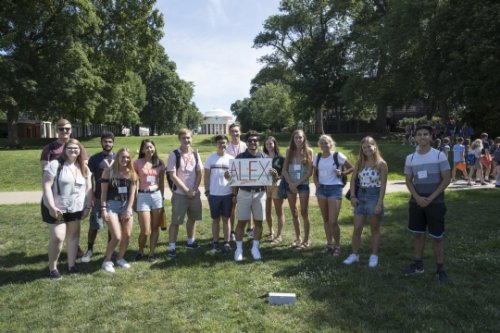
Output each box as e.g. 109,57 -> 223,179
201,108 -> 234,135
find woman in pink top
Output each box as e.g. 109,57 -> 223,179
133,139 -> 165,263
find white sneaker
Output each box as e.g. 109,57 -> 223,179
368,254 -> 378,268
81,250 -> 92,263
343,253 -> 359,265
230,231 -> 236,242
116,258 -> 131,269
234,248 -> 243,262
102,260 -> 115,273
251,247 -> 262,260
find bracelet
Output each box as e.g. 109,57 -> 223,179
101,207 -> 107,211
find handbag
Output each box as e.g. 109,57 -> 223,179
345,177 -> 360,200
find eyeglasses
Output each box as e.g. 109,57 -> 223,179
58,127 -> 71,132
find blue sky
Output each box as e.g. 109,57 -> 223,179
156,0 -> 281,115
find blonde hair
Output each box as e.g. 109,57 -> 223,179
177,128 -> 192,139
317,134 -> 336,149
56,118 -> 71,127
355,136 -> 384,169
286,129 -> 312,165
471,138 -> 483,150
110,148 -> 137,187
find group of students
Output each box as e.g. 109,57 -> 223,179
40,120 -> 453,284
446,133 -> 500,187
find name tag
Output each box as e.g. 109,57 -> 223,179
118,186 -> 128,194
147,175 -> 156,184
417,170 -> 428,179
293,164 -> 301,171
185,162 -> 194,172
75,178 -> 85,185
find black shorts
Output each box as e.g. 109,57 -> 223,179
408,202 -> 446,238
41,201 -> 83,224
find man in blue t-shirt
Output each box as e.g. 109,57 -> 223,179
403,125 -> 451,283
81,132 -> 115,263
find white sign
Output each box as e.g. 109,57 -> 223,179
229,158 -> 273,186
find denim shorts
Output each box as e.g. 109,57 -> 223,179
354,187 -> 384,217
316,184 -> 343,200
107,200 -> 131,216
136,190 -> 163,212
287,183 -> 310,194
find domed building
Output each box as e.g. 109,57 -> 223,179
201,108 -> 235,135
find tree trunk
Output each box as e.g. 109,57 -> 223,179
7,108 -> 21,149
315,107 -> 324,134
375,103 -> 387,133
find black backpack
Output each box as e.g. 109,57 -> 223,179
167,150 -> 199,191
315,152 -> 348,187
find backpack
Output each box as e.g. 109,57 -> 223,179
54,158 -> 65,195
315,152 -> 348,187
167,149 -> 199,191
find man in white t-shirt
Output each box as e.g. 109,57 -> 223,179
166,128 -> 202,258
204,135 -> 235,254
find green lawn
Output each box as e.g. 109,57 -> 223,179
1,190 -> 499,332
0,134 -> 413,191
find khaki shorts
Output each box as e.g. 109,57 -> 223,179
236,190 -> 266,221
171,192 -> 202,225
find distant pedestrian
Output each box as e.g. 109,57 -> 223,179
451,137 -> 469,183
403,125 -> 451,284
468,139 -> 487,185
492,137 -> 500,188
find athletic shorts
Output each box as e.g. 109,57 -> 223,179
208,194 -> 233,220
171,191 -> 202,225
316,184 -> 343,200
408,202 -> 446,238
354,187 -> 384,217
236,189 -> 266,221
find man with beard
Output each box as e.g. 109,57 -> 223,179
81,132 -> 115,262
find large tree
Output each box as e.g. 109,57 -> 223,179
254,0 -> 351,134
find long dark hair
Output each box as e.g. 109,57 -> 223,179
263,136 -> 280,156
138,139 -> 163,168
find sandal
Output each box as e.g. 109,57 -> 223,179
271,236 -> 282,244
332,246 -> 341,257
290,239 -> 302,248
267,233 -> 275,241
321,244 -> 334,254
298,241 -> 310,249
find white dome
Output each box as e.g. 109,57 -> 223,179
204,108 -> 233,120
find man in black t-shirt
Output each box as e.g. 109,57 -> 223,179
81,132 -> 115,263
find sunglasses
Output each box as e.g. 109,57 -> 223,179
247,138 -> 258,143
58,127 -> 71,132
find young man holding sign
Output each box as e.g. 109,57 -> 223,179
231,131 -> 276,261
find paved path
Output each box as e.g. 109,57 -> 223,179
0,180 -> 495,205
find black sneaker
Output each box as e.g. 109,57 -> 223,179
402,263 -> 424,275
134,252 -> 144,261
436,270 -> 450,284
68,266 -> 79,274
186,241 -> 201,250
209,242 -> 220,254
168,249 -> 177,259
148,254 -> 157,263
222,243 -> 231,254
49,269 -> 62,280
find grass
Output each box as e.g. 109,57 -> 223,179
0,134 -> 413,191
1,189 -> 499,332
